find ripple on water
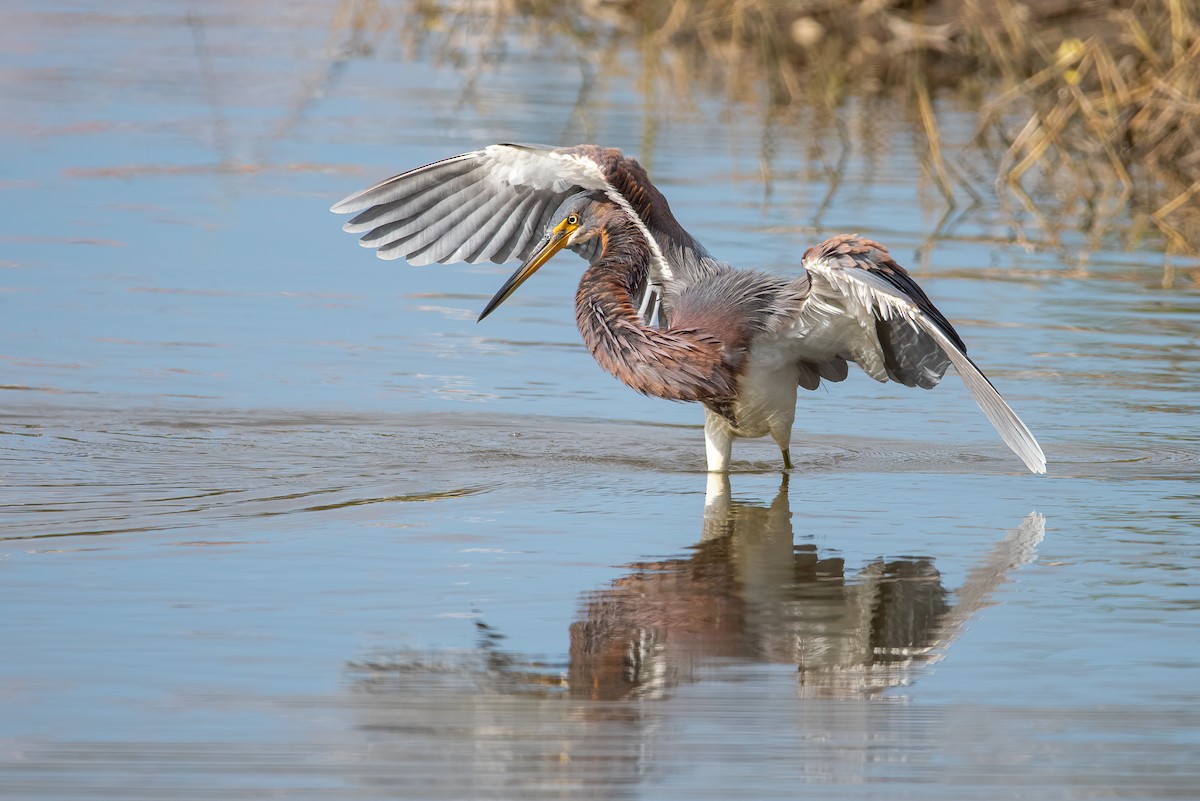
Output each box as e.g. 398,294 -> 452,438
4,399 -> 1198,544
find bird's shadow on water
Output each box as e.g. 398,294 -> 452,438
348,476 -> 1045,703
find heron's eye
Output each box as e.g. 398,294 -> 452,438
567,214 -> 580,226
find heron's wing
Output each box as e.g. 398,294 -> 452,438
790,234 -> 1046,474
330,144 -> 592,266
330,144 -> 684,280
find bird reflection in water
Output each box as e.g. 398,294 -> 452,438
352,483 -> 1043,702
345,489 -> 1043,797
567,476 -> 1043,701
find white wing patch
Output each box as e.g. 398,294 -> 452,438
480,145 -> 606,193
786,256 -> 919,380
795,253 -> 1046,474
334,144 -> 675,290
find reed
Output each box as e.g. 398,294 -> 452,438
338,0 -> 1200,263
623,0 -> 1200,258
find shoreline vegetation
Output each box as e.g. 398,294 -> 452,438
339,0 -> 1200,276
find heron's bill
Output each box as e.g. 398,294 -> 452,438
477,220 -> 574,322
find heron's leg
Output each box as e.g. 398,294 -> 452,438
701,472 -> 733,540
703,408 -> 734,472
771,425 -> 794,471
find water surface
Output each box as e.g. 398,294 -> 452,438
2,2 -> 1199,799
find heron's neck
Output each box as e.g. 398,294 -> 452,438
575,221 -> 737,403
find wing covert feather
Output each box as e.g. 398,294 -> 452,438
795,234 -> 1045,473
331,144 -> 613,267
331,143 -> 692,296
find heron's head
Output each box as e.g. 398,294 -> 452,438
478,192 -> 608,321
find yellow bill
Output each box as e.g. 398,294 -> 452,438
477,216 -> 579,322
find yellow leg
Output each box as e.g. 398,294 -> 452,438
781,447 -> 794,471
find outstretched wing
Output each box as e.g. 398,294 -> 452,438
791,235 -> 1046,474
330,143 -> 688,279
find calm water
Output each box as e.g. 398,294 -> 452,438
2,2 -> 1199,799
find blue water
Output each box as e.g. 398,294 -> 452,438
2,2 -> 1199,799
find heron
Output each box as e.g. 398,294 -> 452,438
331,143 -> 1045,474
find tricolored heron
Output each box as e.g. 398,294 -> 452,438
331,144 -> 1045,474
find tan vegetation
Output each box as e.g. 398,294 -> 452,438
337,0 -> 1200,267
601,0 -> 1200,259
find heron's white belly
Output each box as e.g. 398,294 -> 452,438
730,338 -> 802,441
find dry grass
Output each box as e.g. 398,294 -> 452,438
977,2 -> 1200,265
616,0 -> 1200,260
334,0 -> 1200,267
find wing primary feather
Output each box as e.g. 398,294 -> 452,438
442,192 -> 523,264
503,195 -> 553,263
917,318 -> 1046,474
357,172 -> 490,250
403,186 -> 498,265
375,231 -> 423,260
488,192 -> 544,264
357,217 -> 417,250
330,153 -> 480,214
459,193 -> 527,264
342,168 -> 473,233
343,197 -> 410,233
340,163 -> 479,231
520,195 -> 561,257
